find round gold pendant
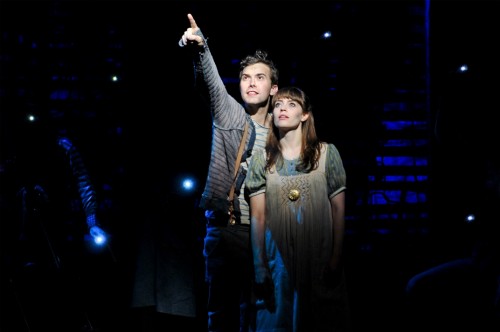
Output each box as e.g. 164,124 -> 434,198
288,189 -> 300,201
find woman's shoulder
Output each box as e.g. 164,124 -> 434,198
322,141 -> 341,154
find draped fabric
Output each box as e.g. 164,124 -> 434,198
247,143 -> 351,331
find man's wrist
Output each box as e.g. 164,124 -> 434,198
86,214 -> 99,229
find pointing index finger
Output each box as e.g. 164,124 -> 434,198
187,13 -> 198,29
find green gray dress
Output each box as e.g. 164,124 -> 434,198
246,143 -> 351,332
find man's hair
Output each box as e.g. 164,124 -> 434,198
239,50 -> 279,85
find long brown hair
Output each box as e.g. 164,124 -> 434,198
265,87 -> 321,173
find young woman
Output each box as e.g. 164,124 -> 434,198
246,87 -> 351,331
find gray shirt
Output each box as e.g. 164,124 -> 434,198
193,30 -> 257,220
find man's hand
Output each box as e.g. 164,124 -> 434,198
178,13 -> 203,47
89,225 -> 107,245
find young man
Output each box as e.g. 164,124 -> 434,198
179,13 -> 278,332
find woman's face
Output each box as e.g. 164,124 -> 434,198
273,97 -> 308,133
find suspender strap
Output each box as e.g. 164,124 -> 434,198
227,122 -> 250,225
228,121 -> 249,202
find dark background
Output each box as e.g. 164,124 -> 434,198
1,1 -> 499,331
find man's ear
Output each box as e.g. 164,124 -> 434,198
270,85 -> 278,96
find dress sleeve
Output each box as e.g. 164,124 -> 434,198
245,148 -> 267,197
326,143 -> 347,198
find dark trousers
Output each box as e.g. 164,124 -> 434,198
204,223 -> 255,332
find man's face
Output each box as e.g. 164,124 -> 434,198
239,63 -> 276,107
